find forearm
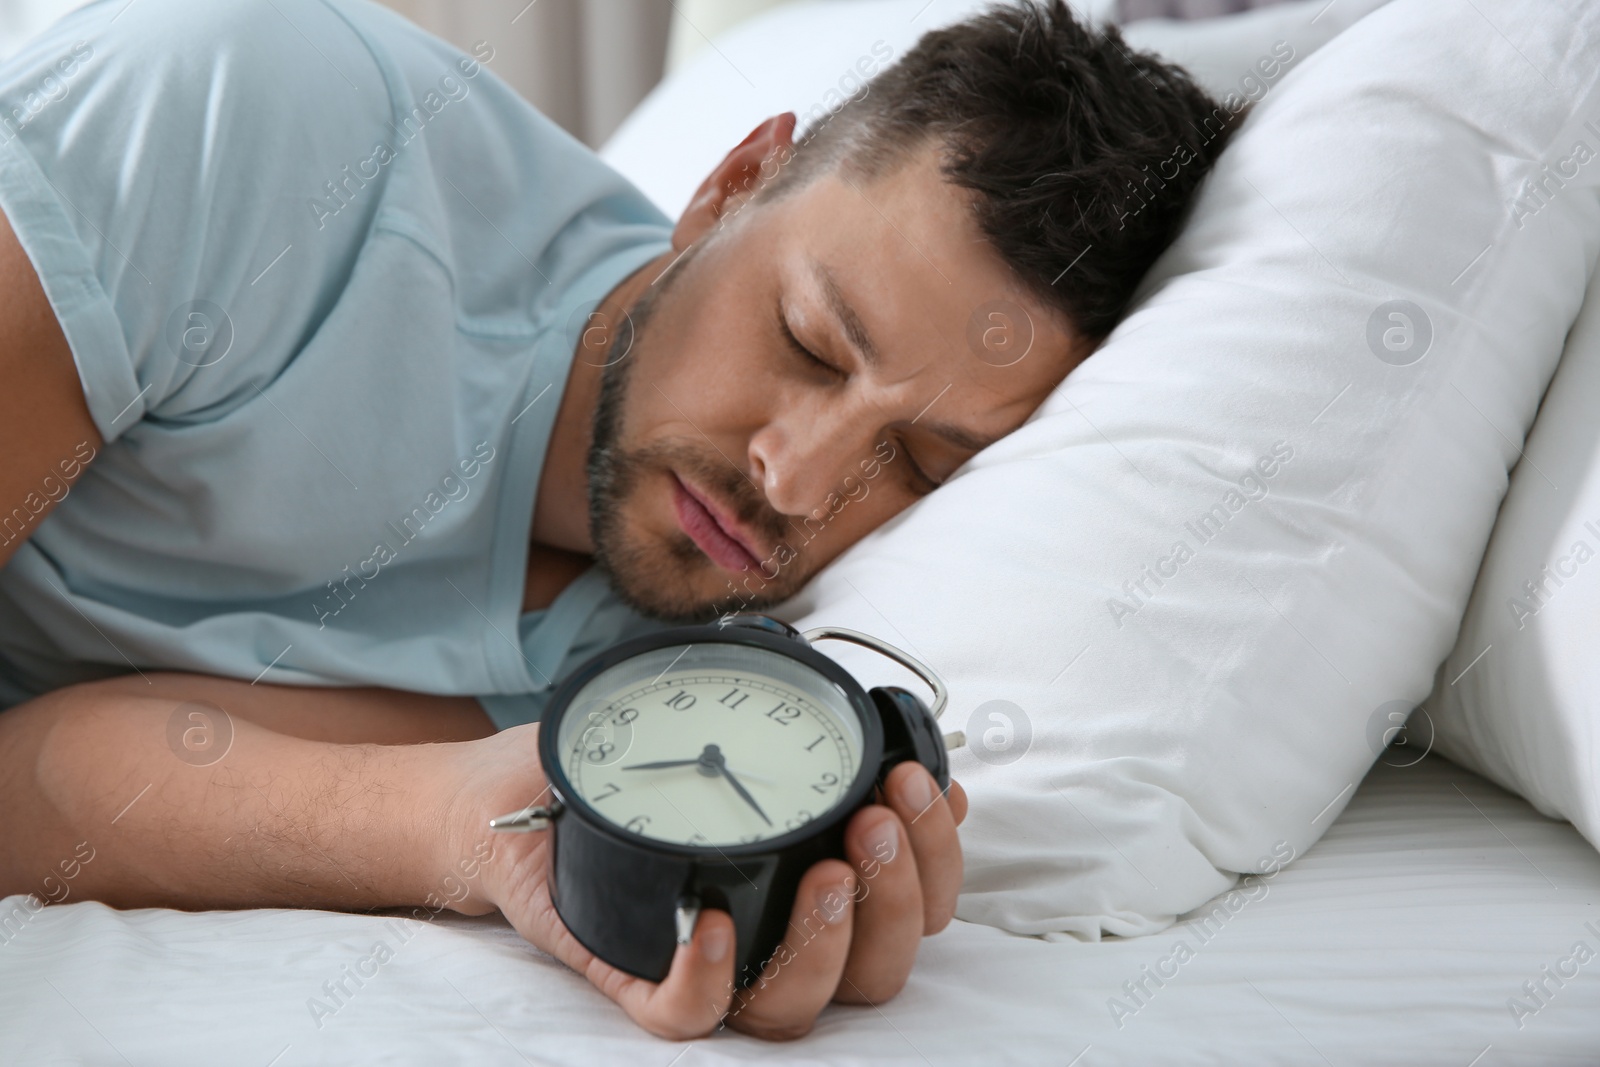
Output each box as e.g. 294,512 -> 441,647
1,681 -> 468,912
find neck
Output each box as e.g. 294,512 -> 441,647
530,247 -> 678,554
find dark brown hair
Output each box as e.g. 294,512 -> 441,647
762,0 -> 1239,339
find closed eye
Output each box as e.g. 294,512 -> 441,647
777,305 -> 841,377
775,301 -> 943,494
896,435 -> 942,495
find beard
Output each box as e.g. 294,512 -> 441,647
585,254 -> 802,623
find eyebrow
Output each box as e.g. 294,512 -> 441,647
812,260 -> 881,370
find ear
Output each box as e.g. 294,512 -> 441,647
672,112 -> 798,251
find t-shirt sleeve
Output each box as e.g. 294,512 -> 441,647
0,0 -> 393,442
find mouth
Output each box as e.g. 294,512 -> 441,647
670,473 -> 765,574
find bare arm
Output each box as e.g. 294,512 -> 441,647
0,206 -> 100,570
0,674 -> 497,911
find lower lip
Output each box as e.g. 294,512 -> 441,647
671,476 -> 761,573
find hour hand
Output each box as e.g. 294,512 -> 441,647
621,759 -> 701,771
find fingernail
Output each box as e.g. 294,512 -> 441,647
864,815 -> 899,865
901,766 -> 934,813
701,922 -> 730,964
818,877 -> 854,925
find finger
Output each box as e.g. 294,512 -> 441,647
946,777 -> 970,825
584,908 -> 737,1041
835,805 -> 923,1003
724,858 -> 857,1041
883,762 -> 964,934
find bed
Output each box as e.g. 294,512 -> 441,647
5,0 -> 1600,1062
5,754 -> 1597,1063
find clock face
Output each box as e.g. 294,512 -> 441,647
553,641 -> 866,848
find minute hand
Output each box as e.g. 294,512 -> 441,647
621,759 -> 701,771
718,764 -> 772,826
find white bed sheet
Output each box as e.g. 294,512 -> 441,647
4,754 -> 1597,1065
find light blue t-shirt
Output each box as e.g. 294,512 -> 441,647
0,0 -> 675,727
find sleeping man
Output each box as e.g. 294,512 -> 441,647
0,0 -> 1228,1042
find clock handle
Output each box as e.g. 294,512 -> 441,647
799,626 -> 950,722
488,799 -> 562,832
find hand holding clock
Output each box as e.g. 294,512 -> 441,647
443,722 -> 968,1042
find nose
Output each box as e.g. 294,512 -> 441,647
747,399 -> 871,518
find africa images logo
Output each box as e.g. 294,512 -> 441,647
1107,441 -> 1294,629
312,442 -> 496,628
307,42 -> 496,230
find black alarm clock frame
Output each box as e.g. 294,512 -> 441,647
488,613 -> 966,988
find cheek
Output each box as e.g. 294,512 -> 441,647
630,314 -> 769,447
666,360 -> 755,429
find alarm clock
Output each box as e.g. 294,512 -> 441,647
488,613 -> 965,987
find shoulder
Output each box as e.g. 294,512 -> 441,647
0,5 -> 399,203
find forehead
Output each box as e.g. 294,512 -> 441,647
758,146 -> 1080,425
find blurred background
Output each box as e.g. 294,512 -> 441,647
0,0 -> 1285,148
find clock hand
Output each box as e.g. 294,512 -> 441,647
619,744 -> 775,824
715,762 -> 773,827
620,756 -> 776,786
628,745 -> 736,775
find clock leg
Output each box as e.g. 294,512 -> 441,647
674,895 -> 702,946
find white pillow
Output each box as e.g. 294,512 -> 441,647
1116,0 -> 1390,100
1427,263 -> 1600,852
771,0 -> 1600,939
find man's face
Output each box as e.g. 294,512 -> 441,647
589,147 -> 1084,622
